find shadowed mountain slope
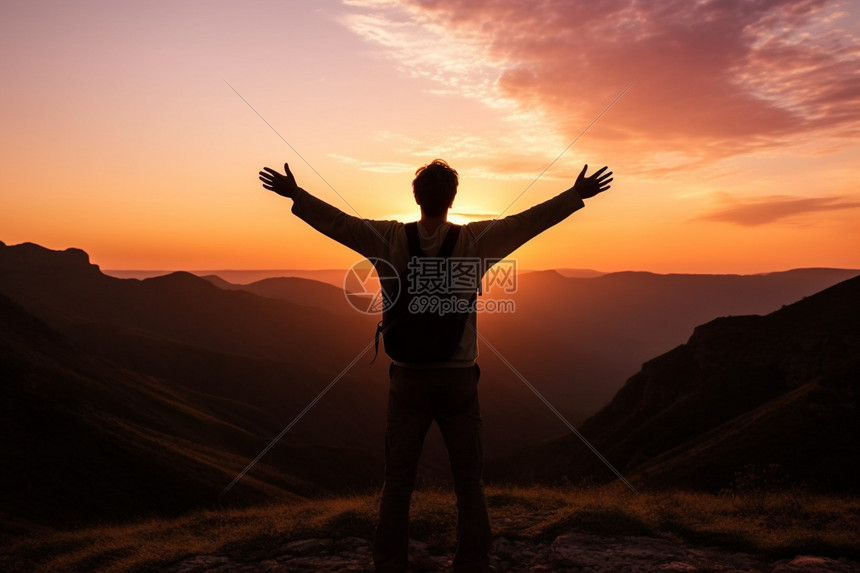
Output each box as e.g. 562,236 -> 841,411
0,292 -> 387,529
196,257 -> 859,429
0,242 -> 559,529
0,243 -> 559,463
489,275 -> 860,491
478,268 -> 860,425
0,243 -> 367,364
3,240 -> 858,531
201,275 -> 357,316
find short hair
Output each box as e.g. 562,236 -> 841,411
413,159 -> 458,217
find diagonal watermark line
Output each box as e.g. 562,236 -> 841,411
470,324 -> 637,493
223,78 -> 391,249
472,82 -> 634,245
220,335 -> 378,498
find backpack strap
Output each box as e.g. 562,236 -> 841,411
437,224 -> 461,258
404,222 -> 424,258
371,319 -> 384,365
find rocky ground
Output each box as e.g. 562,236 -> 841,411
164,532 -> 859,573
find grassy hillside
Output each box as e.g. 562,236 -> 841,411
3,486 -> 858,573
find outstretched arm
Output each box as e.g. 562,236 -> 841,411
469,164 -> 613,260
258,162 -> 398,259
259,163 -> 300,199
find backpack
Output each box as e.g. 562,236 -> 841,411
372,222 -> 476,363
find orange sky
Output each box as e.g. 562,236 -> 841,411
1,0 -> 858,273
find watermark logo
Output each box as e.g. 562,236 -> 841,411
343,257 -> 518,315
406,258 -> 517,296
408,294 -> 516,315
343,258 -> 400,314
484,259 -> 518,294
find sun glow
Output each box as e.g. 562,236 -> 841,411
446,213 -> 480,226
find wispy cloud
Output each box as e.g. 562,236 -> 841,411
330,131 -> 582,182
341,0 -> 860,167
327,153 -> 415,174
698,193 -> 860,226
340,1 -> 505,107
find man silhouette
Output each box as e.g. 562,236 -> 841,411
260,160 -> 612,573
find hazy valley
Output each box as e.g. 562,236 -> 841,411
1,240 -> 857,537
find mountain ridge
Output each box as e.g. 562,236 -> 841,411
3,240 -> 858,531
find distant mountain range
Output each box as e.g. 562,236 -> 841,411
0,245 -> 390,528
104,268 -> 606,285
488,275 -> 860,492
103,262 -> 860,429
199,275 -> 358,316
475,266 -> 860,426
1,240 -> 857,529
105,269 -> 351,286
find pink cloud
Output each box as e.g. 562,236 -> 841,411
698,193 -> 860,225
400,0 -> 860,161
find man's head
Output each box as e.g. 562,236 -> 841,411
413,159 -> 458,217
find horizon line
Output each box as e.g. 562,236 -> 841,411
102,266 -> 860,274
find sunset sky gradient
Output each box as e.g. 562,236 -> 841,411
2,0 -> 858,272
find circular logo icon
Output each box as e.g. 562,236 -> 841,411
343,258 -> 400,314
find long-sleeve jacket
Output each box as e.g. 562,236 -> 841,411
290,186 -> 585,365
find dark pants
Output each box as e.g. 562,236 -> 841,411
373,363 -> 491,573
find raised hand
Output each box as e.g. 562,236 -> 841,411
259,163 -> 299,199
572,165 -> 613,200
